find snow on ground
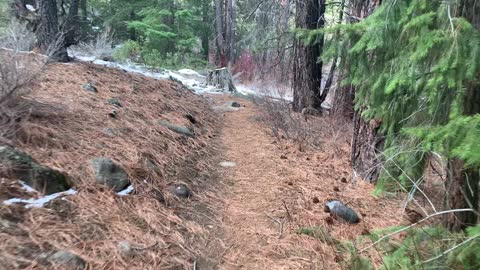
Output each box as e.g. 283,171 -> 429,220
68,49 -> 287,99
3,188 -> 77,208
117,185 -> 134,196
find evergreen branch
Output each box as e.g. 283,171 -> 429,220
422,233 -> 480,263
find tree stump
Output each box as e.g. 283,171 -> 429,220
206,68 -> 237,92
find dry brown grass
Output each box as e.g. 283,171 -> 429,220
0,62 -> 224,269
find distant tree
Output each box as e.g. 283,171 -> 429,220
36,0 -> 68,61
292,0 -> 324,112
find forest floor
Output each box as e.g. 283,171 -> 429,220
0,60 -> 409,269
205,95 -> 406,269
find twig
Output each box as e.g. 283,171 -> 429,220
266,214 -> 285,239
282,200 -> 292,221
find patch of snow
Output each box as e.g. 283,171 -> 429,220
3,189 -> 77,208
177,69 -> 202,76
26,4 -> 36,12
19,181 -> 37,193
219,161 -> 236,168
117,185 -> 134,196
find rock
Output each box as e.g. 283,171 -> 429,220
325,200 -> 360,224
168,184 -> 191,198
117,241 -> 134,258
49,250 -> 86,270
280,155 -> 288,160
159,120 -> 194,137
109,110 -> 118,118
340,177 -> 347,183
312,197 -> 320,204
219,161 -> 236,168
82,83 -> 97,93
151,188 -> 165,203
0,146 -> 71,195
107,98 -> 122,108
184,113 -> 197,124
90,158 -> 130,192
228,101 -> 241,108
102,128 -> 116,136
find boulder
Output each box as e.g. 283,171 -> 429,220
0,146 -> 71,194
168,184 -> 191,198
90,158 -> 130,192
49,250 -> 86,270
159,120 -> 194,137
325,200 -> 360,224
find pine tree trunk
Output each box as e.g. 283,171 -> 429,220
214,0 -> 226,67
347,0 -> 381,182
444,158 -> 479,231
80,0 -> 87,22
201,0 -> 210,62
36,0 -> 68,62
292,0 -> 324,112
442,0 -> 480,232
64,0 -> 79,47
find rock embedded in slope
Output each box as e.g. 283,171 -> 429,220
159,120 -> 195,137
117,241 -> 134,258
228,101 -> 241,108
0,146 -> 71,195
90,158 -> 130,192
107,98 -> 122,108
49,250 -> 86,270
168,183 -> 192,198
325,200 -> 360,224
82,83 -> 97,93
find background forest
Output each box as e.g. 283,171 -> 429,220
0,0 -> 479,269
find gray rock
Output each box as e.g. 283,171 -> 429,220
109,110 -> 118,118
0,146 -> 71,195
325,200 -> 360,224
229,101 -> 241,108
49,250 -> 86,270
168,184 -> 191,198
159,120 -> 194,137
90,158 -> 130,192
107,98 -> 122,108
117,241 -> 134,258
82,83 -> 97,93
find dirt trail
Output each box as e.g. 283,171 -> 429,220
215,96 -> 323,269
210,95 -> 405,269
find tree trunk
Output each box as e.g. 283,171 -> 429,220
444,158 -> 479,231
292,0 -> 324,112
201,0 -> 210,62
64,0 -> 79,47
347,0 -> 381,182
442,0 -> 480,232
36,0 -> 68,62
80,0 -> 87,22
214,0 -> 226,66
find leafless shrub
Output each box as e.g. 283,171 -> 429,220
254,94 -> 323,151
0,20 -> 36,52
0,20 -> 52,145
69,29 -> 115,60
